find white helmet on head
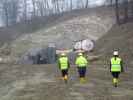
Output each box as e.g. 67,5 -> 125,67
113,51 -> 119,56
61,53 -> 66,56
78,53 -> 83,56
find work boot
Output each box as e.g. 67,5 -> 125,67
80,77 -> 86,84
113,78 -> 118,87
64,75 -> 68,83
64,75 -> 68,80
115,78 -> 119,87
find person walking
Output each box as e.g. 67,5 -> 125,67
75,52 -> 88,83
58,53 -> 70,83
110,50 -> 124,87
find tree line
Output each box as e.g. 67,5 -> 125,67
0,0 -> 133,27
0,0 -> 91,27
114,0 -> 133,24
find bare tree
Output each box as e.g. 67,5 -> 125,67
70,0 -> 73,10
76,0 -> 84,9
55,0 -> 60,13
10,0 -> 19,24
132,1 -> 133,17
0,1 -> 3,16
31,0 -> 36,18
123,0 -> 128,22
2,0 -> 9,26
60,0 -> 65,12
85,0 -> 89,8
44,0 -> 51,15
115,0 -> 120,24
36,0 -> 45,17
108,0 -> 113,6
51,0 -> 60,14
23,0 -> 28,22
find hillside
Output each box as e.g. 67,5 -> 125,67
94,22 -> 133,66
0,6 -> 133,100
9,7 -> 115,61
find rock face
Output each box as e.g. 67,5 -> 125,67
10,7 -> 115,62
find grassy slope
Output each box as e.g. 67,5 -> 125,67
0,6 -> 113,46
94,22 -> 133,66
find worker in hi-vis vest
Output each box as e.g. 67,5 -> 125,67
58,53 -> 70,83
110,50 -> 124,87
75,52 -> 88,83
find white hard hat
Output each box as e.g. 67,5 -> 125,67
78,53 -> 83,56
113,51 -> 119,56
61,53 -> 66,56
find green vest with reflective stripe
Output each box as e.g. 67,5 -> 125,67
75,56 -> 88,68
111,57 -> 121,72
59,57 -> 68,70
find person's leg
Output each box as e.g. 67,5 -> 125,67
79,67 -> 86,83
82,67 -> 86,78
78,68 -> 82,78
61,70 -> 66,80
112,72 -> 118,87
81,67 -> 86,83
64,69 -> 68,80
115,72 -> 120,84
78,68 -> 82,82
115,72 -> 120,78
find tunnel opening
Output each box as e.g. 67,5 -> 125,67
18,45 -> 57,65
18,47 -> 77,65
16,38 -> 94,65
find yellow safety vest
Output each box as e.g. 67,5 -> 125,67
59,57 -> 68,70
111,57 -> 121,72
75,56 -> 88,67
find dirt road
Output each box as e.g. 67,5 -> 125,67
0,63 -> 132,100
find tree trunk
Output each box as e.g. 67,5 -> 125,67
110,0 -> 113,6
85,0 -> 88,8
123,0 -> 128,22
132,1 -> 133,17
56,0 -> 60,13
5,7 -> 9,26
3,2 -> 9,26
46,0 -> 50,15
70,0 -> 73,10
23,0 -> 27,23
32,0 -> 36,18
115,0 -> 120,24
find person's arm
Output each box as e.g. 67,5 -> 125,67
75,58 -> 79,68
110,61 -> 111,72
85,58 -> 88,65
121,60 -> 124,72
75,58 -> 78,65
68,60 -> 70,69
83,56 -> 88,65
58,59 -> 61,69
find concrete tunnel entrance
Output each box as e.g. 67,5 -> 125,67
10,10 -> 115,65
18,39 -> 94,65
18,47 -> 77,65
19,46 -> 57,64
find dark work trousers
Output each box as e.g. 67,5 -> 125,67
61,69 -> 68,77
111,72 -> 120,78
78,67 -> 86,78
